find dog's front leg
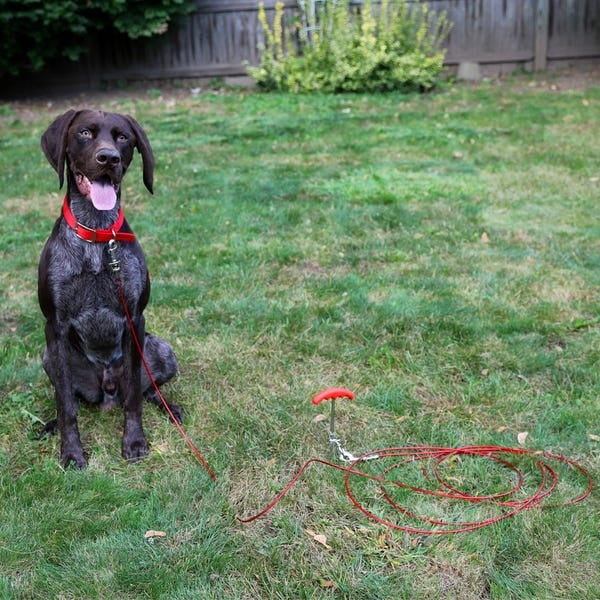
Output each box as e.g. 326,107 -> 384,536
122,315 -> 148,462
45,323 -> 87,468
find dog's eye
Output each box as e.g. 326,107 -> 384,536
117,134 -> 128,143
80,129 -> 92,138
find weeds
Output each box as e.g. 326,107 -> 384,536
249,0 -> 450,92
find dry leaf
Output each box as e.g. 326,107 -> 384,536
306,529 -> 333,551
144,530 -> 167,540
589,177 -> 599,183
319,579 -> 337,589
582,99 -> 590,106
480,232 -> 490,243
587,433 -> 600,442
153,441 -> 170,455
517,431 -> 528,445
313,414 -> 327,423
481,368 -> 489,376
496,426 -> 508,433
314,535 -> 332,550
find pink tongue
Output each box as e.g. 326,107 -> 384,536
90,182 -> 117,210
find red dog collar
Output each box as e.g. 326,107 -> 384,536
62,195 -> 135,243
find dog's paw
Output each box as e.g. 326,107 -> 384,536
122,435 -> 149,462
39,418 -> 59,439
165,402 -> 184,425
60,446 -> 87,469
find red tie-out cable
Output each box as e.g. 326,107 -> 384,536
237,388 -> 593,535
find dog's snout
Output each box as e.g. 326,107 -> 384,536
96,148 -> 121,167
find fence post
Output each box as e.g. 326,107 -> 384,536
534,0 -> 549,70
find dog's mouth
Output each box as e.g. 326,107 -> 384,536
75,172 -> 120,211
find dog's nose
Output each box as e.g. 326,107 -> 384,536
96,148 -> 121,167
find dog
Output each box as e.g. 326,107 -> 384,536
39,109 -> 181,468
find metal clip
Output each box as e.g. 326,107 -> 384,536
329,435 -> 358,463
107,238 -> 121,273
323,394 -> 361,462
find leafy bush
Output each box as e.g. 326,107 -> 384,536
0,0 -> 194,77
248,0 -> 451,93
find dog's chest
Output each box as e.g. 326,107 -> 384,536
51,234 -> 145,317
81,243 -> 104,274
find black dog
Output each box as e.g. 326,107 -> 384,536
39,109 -> 181,468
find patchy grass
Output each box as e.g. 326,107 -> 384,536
0,76 -> 599,599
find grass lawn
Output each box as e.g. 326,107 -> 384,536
0,73 -> 598,599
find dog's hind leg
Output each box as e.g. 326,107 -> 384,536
141,333 -> 183,423
40,348 -> 59,438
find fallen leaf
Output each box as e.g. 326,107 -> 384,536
517,431 -> 528,445
587,434 -> 600,442
314,535 -> 332,550
589,177 -> 599,183
582,99 -> 590,106
319,579 -> 337,589
481,368 -> 490,376
313,414 -> 327,423
153,441 -> 170,455
144,530 -> 167,540
496,426 -> 508,433
480,232 -> 490,243
306,529 -> 333,551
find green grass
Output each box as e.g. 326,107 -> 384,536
0,76 -> 599,598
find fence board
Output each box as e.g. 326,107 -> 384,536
547,0 -> 600,58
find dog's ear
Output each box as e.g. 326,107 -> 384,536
41,110 -> 79,189
125,115 -> 154,194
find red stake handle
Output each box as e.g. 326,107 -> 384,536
312,388 -> 355,405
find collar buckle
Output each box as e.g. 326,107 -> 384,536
75,221 -> 97,243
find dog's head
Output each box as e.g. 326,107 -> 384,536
41,109 -> 154,210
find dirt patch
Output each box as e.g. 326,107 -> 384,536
2,61 -> 600,121
509,60 -> 600,92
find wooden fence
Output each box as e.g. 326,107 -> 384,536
6,0 -> 600,92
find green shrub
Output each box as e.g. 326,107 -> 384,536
0,0 -> 195,77
248,0 -> 451,93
